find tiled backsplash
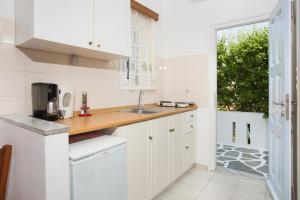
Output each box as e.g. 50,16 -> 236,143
0,43 -> 164,115
162,55 -> 209,106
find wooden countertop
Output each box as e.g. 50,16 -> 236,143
56,104 -> 198,135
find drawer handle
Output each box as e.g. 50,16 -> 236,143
191,115 -> 194,118
88,41 -> 93,45
190,125 -> 194,128
186,146 -> 189,149
97,44 -> 101,48
149,136 -> 153,140
169,129 -> 173,133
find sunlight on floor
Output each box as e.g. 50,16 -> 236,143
158,167 -> 272,200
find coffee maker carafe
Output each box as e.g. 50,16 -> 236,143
32,83 -> 59,121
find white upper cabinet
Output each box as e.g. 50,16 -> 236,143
15,0 -> 131,60
34,0 -> 94,50
94,0 -> 131,57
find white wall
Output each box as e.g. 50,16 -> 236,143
160,0 -> 277,57
217,111 -> 268,150
160,0 -> 277,167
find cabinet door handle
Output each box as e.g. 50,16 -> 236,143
173,129 -> 175,132
190,125 -> 194,128
169,129 -> 173,133
149,136 -> 153,140
191,114 -> 194,118
186,146 -> 189,149
97,44 -> 101,48
88,41 -> 93,45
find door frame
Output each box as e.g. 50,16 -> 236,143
208,14 -> 271,171
295,0 -> 299,199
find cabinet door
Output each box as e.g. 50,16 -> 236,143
152,117 -> 169,197
116,122 -> 151,200
167,114 -> 184,183
94,0 -> 131,56
168,116 -> 175,184
35,0 -> 94,49
173,114 -> 184,179
184,131 -> 195,171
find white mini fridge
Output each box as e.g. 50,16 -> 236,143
69,135 -> 127,200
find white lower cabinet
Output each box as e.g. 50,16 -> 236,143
168,114 -> 184,183
116,111 -> 197,200
184,132 -> 196,171
116,121 -> 152,200
152,117 -> 169,197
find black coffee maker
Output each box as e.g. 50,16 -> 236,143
31,83 -> 59,121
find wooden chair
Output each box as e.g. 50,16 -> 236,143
0,145 -> 12,200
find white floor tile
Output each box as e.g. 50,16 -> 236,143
179,173 -> 210,188
169,182 -> 203,199
236,179 -> 268,195
211,172 -> 239,186
188,168 -> 215,180
232,187 -> 266,200
158,167 -> 272,200
204,180 -> 237,197
197,189 -> 232,200
159,192 -> 193,200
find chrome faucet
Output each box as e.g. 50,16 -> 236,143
137,90 -> 144,113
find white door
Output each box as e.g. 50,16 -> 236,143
268,0 -> 292,199
93,0 -> 131,56
35,0 -> 94,49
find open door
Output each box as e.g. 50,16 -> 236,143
268,0 -> 293,199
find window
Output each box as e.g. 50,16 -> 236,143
120,9 -> 156,90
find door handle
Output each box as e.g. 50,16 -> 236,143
273,101 -> 284,106
169,129 -> 175,132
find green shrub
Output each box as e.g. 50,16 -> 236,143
217,27 -> 269,118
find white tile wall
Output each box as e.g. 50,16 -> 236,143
0,44 -> 164,115
162,55 -> 209,106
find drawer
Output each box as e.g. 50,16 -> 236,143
184,120 -> 196,133
184,111 -> 196,122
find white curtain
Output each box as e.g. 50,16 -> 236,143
120,9 -> 156,90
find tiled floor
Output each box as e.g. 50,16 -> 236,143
158,167 -> 272,200
217,144 -> 268,177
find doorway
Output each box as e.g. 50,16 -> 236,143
216,21 -> 270,177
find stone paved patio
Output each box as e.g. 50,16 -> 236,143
217,144 -> 269,177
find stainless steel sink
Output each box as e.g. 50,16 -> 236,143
120,108 -> 162,114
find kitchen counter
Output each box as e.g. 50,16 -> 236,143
0,113 -> 69,136
57,104 -> 198,135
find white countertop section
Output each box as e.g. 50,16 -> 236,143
0,114 -> 69,136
